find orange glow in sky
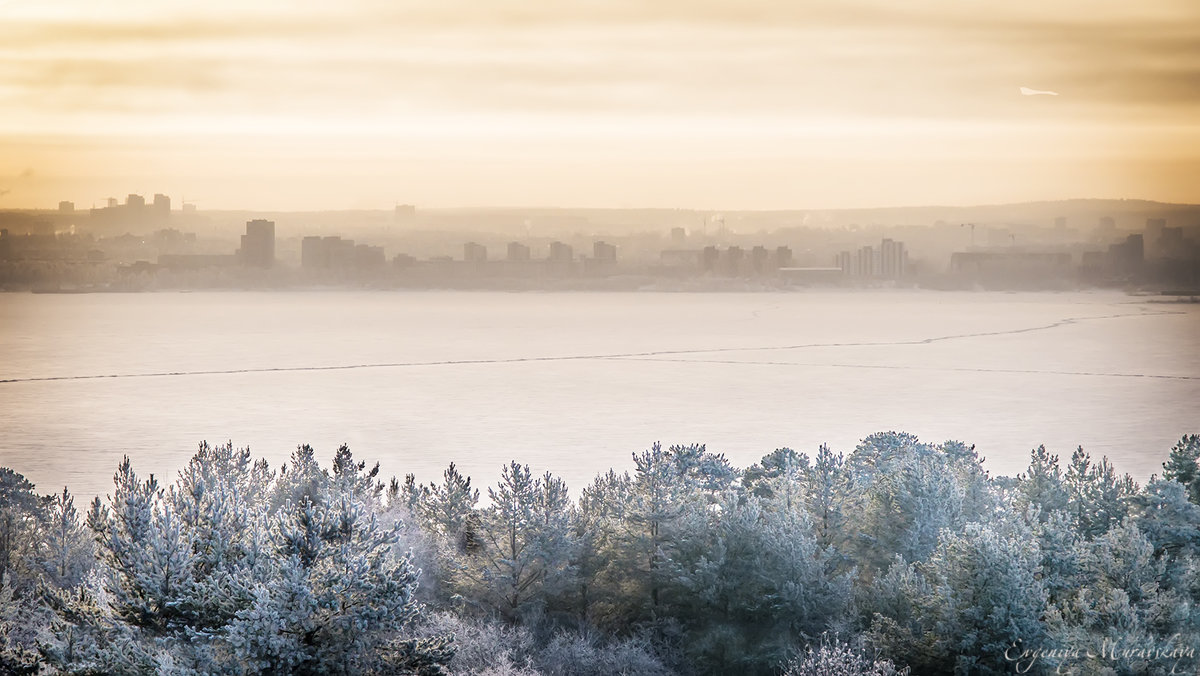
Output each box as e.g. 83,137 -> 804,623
2,0 -> 1198,209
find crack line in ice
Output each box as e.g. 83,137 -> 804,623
0,309 -> 1187,384
602,357 -> 1200,381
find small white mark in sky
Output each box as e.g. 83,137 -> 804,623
1020,87 -> 1060,96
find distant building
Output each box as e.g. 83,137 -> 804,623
879,238 -> 907,278
1156,227 -> 1186,258
1081,250 -> 1107,270
857,245 -> 875,276
153,194 -> 170,219
1144,219 -> 1176,258
774,246 -> 793,268
725,246 -> 744,275
836,238 -> 907,279
507,242 -> 531,261
835,251 -> 852,275
325,236 -> 355,268
394,204 -> 416,224
303,234 -> 385,271
464,242 -> 488,263
58,201 -> 74,213
301,236 -> 325,269
89,192 -> 168,229
669,227 -> 687,245
548,241 -> 573,263
950,251 -> 1072,279
1108,234 -> 1143,274
355,244 -> 386,267
750,246 -> 769,273
593,241 -> 616,263
239,219 -> 275,268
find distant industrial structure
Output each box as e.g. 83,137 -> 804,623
239,219 -> 275,268
506,242 -> 531,262
88,193 -> 171,229
5,198 -> 1199,292
950,251 -> 1072,277
658,245 -> 793,277
464,242 -> 488,263
301,235 -> 385,270
548,241 -> 574,264
835,238 -> 908,279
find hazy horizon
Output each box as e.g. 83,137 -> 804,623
8,196 -> 1200,215
2,0 -> 1199,211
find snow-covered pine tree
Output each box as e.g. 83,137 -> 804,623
1127,478 -> 1200,559
44,443 -> 449,675
570,469 -> 633,625
41,487 -> 93,590
804,445 -> 852,554
0,468 -> 46,592
925,517 -> 1048,675
741,447 -> 809,504
1015,445 -> 1070,520
1163,434 -> 1200,505
1065,447 -> 1137,539
422,463 -> 481,548
460,462 -> 574,621
783,635 -> 909,676
676,489 -> 853,675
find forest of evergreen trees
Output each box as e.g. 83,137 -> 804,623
2,432 -> 1199,675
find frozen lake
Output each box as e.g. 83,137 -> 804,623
1,289 -> 1197,499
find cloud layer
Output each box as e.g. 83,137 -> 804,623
2,0 -> 1198,208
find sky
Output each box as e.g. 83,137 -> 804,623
1,0 -> 1198,210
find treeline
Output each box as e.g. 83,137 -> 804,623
2,432 -> 1199,675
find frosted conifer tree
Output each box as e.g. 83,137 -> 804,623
1163,434 -> 1200,505
1065,447 -> 1136,539
461,462 -> 574,621
1127,479 -> 1200,559
925,519 -> 1048,675
804,445 -> 852,554
677,490 -> 852,673
43,443 -> 449,676
571,470 -> 633,625
1015,445 -> 1070,519
783,636 -> 909,676
0,469 -> 45,592
42,487 -> 92,590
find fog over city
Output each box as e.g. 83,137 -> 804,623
2,1 -> 1199,675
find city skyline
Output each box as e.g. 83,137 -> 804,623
1,0 -> 1199,211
